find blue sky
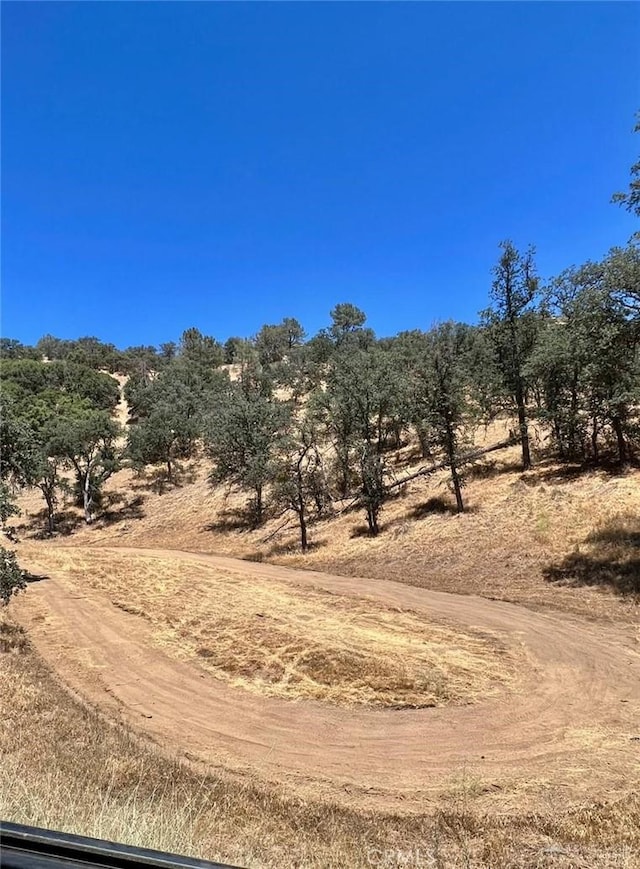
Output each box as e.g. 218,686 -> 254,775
2,2 -> 639,347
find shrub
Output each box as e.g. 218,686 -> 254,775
0,547 -> 26,605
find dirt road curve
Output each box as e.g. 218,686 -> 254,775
15,546 -> 640,812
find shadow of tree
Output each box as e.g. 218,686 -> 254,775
407,496 -> 478,520
410,496 -> 460,518
0,621 -> 29,653
203,509 -> 250,534
543,512 -> 640,596
130,472 -> 190,495
348,494 -> 477,538
128,462 -> 198,495
100,493 -> 146,526
35,509 -> 85,537
268,538 -> 328,556
25,490 -> 145,537
466,459 -> 523,481
536,457 -> 635,485
24,571 -> 48,584
244,551 -> 265,563
350,524 -> 377,539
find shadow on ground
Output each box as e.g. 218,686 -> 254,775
204,508 -> 251,534
100,493 -> 146,525
26,509 -> 85,537
410,496 -> 468,518
20,492 -> 146,538
129,464 -> 198,494
466,459 -> 523,481
544,512 -> 640,596
536,456 -> 637,485
349,495 -> 477,538
349,524 -> 379,539
268,538 -> 328,557
24,571 -> 48,584
0,621 -> 29,654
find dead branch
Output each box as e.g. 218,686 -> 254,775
385,436 -> 519,493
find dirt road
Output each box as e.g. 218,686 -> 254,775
14,546 -> 640,813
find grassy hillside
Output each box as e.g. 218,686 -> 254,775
14,418 -> 640,623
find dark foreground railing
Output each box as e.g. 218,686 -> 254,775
0,822 -> 242,869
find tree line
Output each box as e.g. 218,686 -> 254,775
1,237 -> 638,551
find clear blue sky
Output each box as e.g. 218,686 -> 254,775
2,1 -> 639,348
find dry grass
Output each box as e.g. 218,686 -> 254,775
17,546 -> 517,708
544,510 -> 640,596
0,615 -> 401,868
2,615 -> 640,868
297,458 -> 640,623
19,420 -> 639,624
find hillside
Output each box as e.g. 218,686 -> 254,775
14,418 -> 640,623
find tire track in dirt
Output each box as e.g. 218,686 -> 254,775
14,546 -> 640,813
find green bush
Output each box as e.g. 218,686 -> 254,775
0,547 -> 26,605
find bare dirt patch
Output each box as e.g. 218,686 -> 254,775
12,545 -> 640,816
17,545 -> 517,709
4,614 -> 640,867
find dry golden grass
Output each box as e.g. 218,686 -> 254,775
20,419 -> 639,625
543,509 -> 640,596
0,615 -> 399,868
18,546 -> 517,708
2,615 -> 640,868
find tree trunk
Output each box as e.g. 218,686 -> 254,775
444,417 -> 464,513
385,435 -> 516,493
534,385 -> 542,410
568,371 -> 579,457
416,423 -> 431,459
553,417 -> 565,460
337,447 -> 350,499
45,492 -> 55,534
83,473 -> 93,524
450,461 -> 464,513
611,415 -> 627,464
591,416 -> 600,464
254,484 -> 264,526
504,268 -> 532,471
298,509 -> 308,551
515,381 -> 532,470
296,465 -> 308,551
366,505 -> 379,536
393,420 -> 402,450
38,483 -> 55,534
166,457 -> 173,483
